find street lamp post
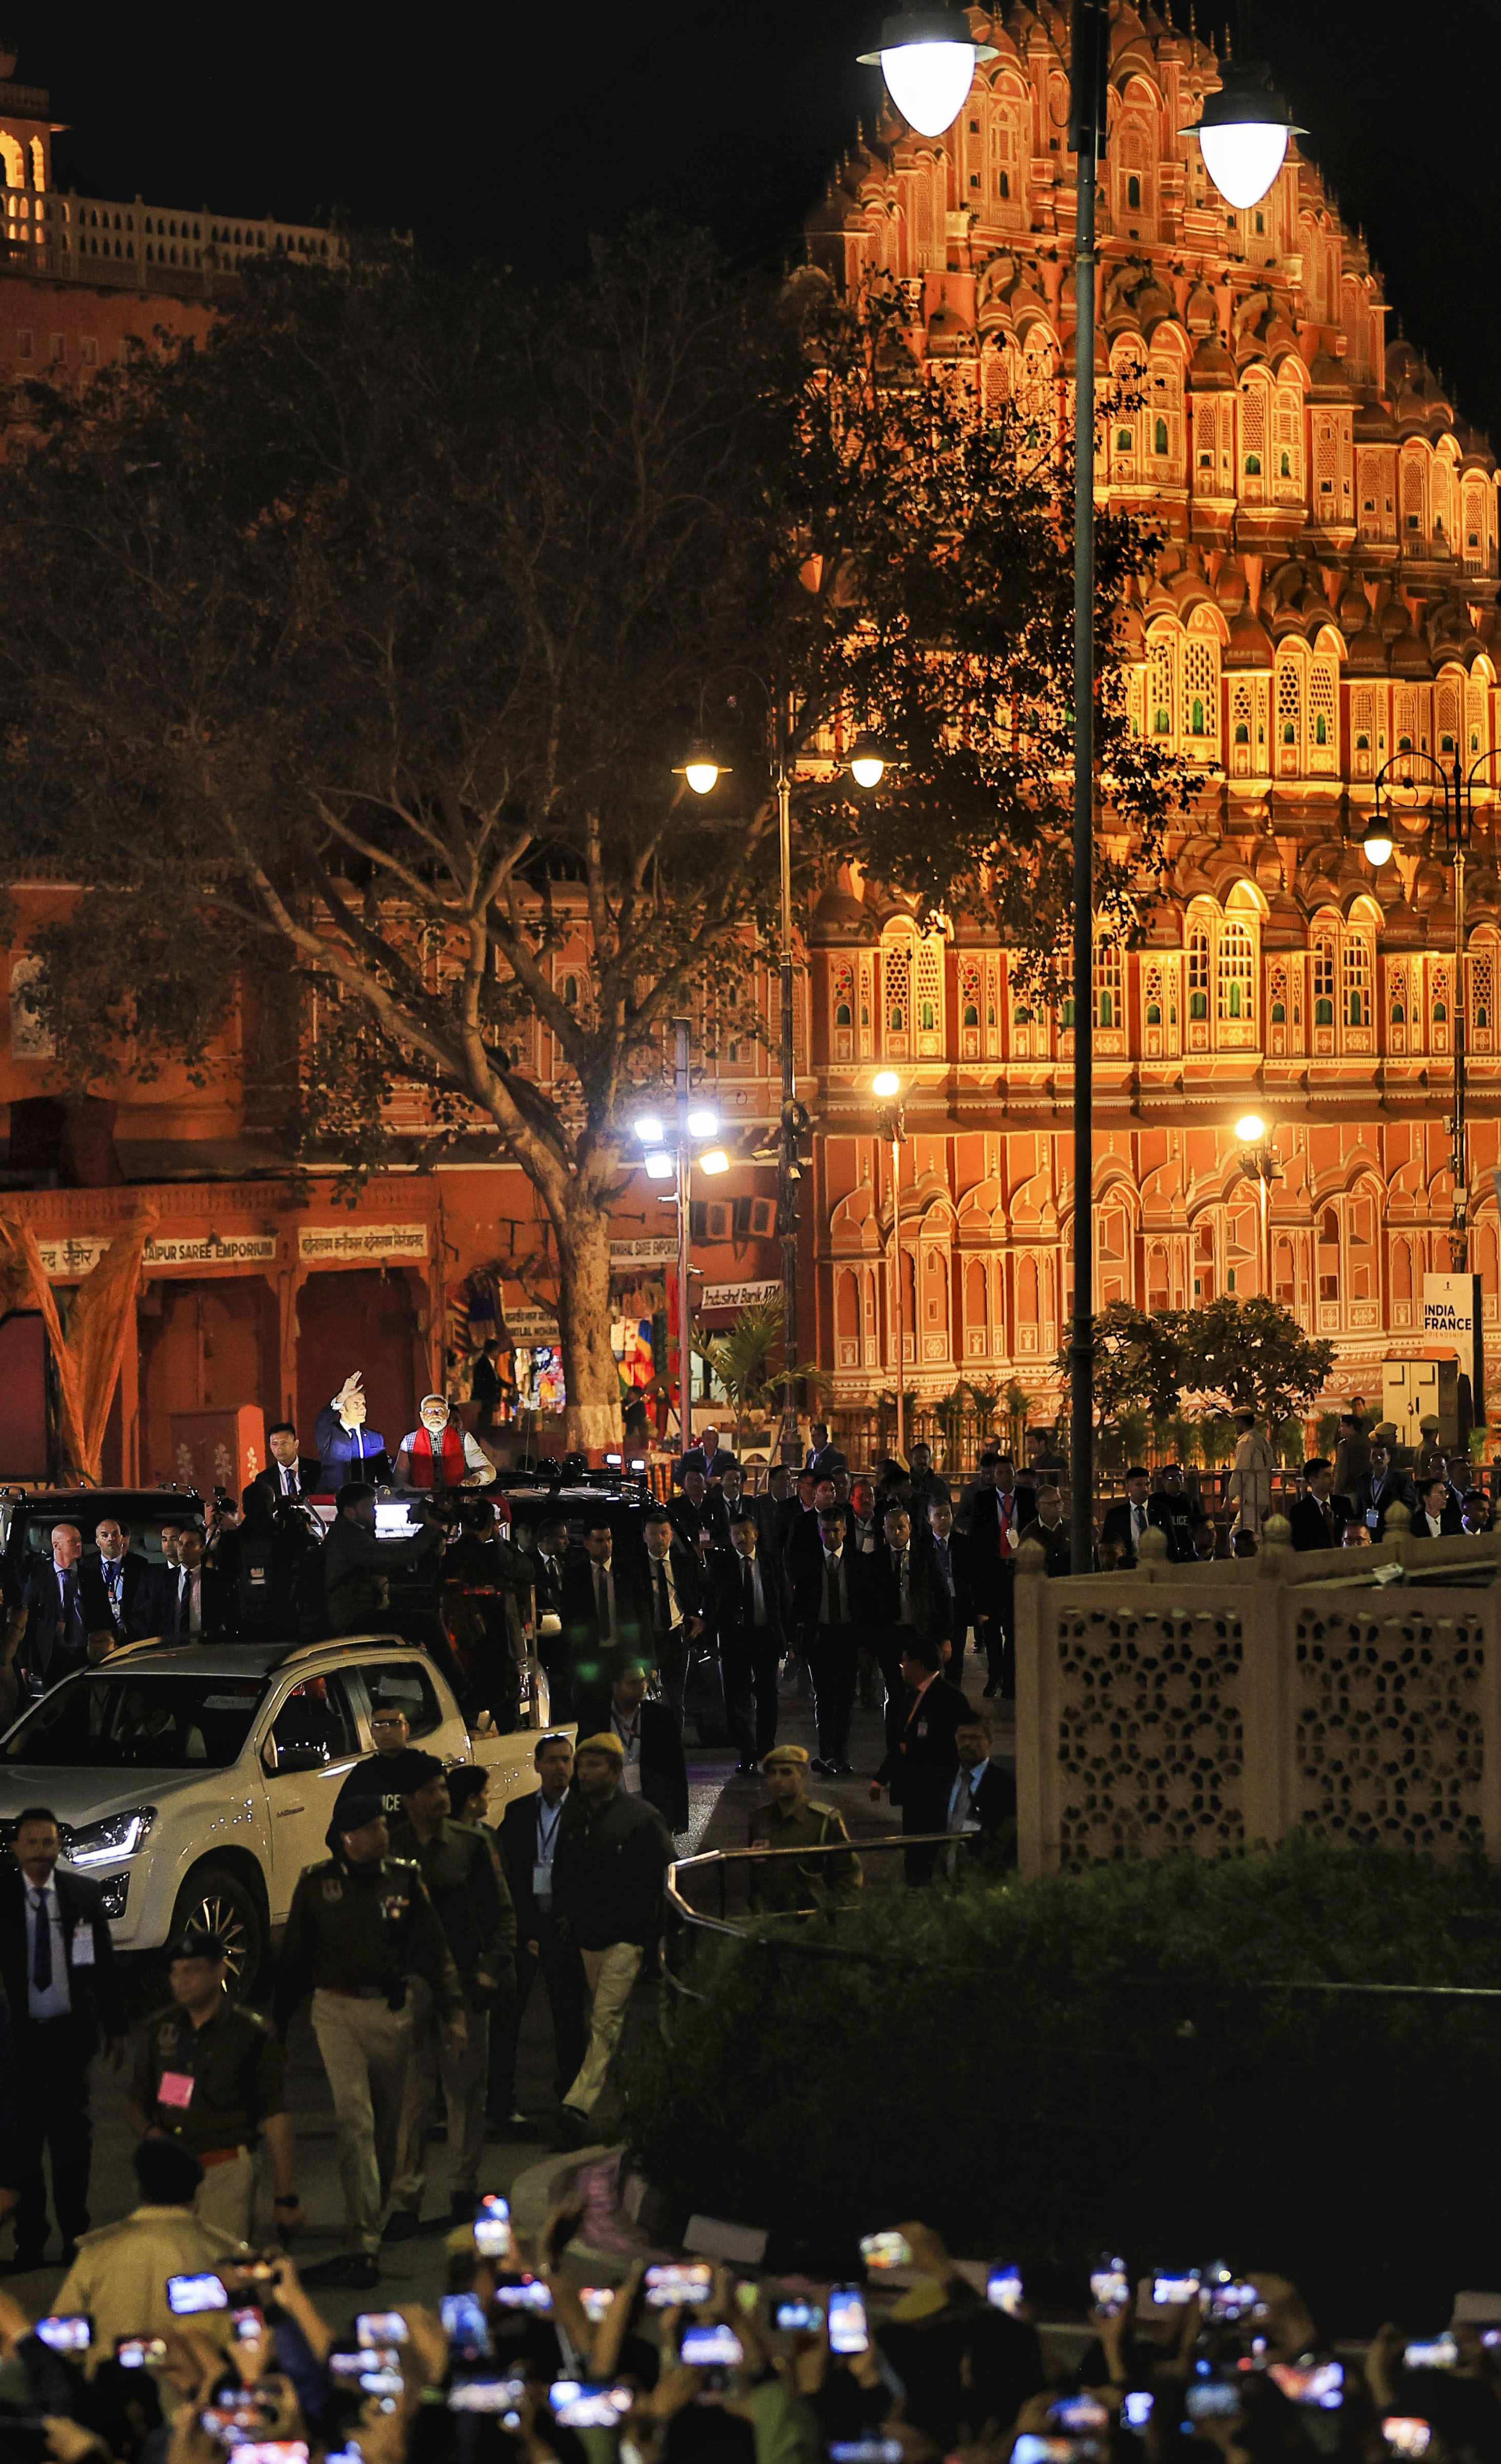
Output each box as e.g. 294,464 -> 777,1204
873,1070 -> 907,1458
1234,1112 -> 1280,1298
1363,749 -> 1501,1269
636,1017 -> 728,1448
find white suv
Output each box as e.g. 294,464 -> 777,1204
0,1636 -> 563,1991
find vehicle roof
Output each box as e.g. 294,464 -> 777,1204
55,1634 -> 432,1680
4,1488 -> 205,1519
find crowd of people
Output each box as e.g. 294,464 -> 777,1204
0,2188 -> 1492,2464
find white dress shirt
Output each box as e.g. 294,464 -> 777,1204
26,1878 -> 72,2022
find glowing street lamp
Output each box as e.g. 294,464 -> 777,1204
675,738 -> 729,797
636,1034 -> 736,1440
849,733 -> 892,790
1234,1113 -> 1280,1297
1362,816 -> 1395,869
858,6 -> 998,139
686,1107 -> 720,1139
1185,57 -> 1302,212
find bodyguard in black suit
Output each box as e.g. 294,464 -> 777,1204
523,1515 -> 572,1715
1353,1441 -> 1416,1539
559,1519 -> 652,1689
492,1734 -> 587,2123
946,1715 -> 1018,1873
1412,1477 -> 1465,1539
79,1517 -> 158,1646
1287,1461 -> 1353,1552
157,1529 -> 237,1642
573,1665 -> 690,1832
962,1458 -> 1034,1695
666,1468 -> 714,1560
708,1510 -> 791,1773
857,1503 -> 936,1699
789,1507 -> 861,1774
918,1497 -> 986,1686
20,1525 -> 90,1691
638,1509 -> 706,1723
245,1423 -> 323,1511
1101,1471 -> 1154,1565
0,1807 -> 126,2265
873,1635 -> 973,1882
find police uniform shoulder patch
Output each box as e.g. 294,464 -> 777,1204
321,1875 -> 344,1902
807,1800 -> 839,1820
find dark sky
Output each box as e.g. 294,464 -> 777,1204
20,2 -> 1501,440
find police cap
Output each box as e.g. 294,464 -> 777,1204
762,1743 -> 810,1772
386,1748 -> 446,1798
168,1920 -> 232,1963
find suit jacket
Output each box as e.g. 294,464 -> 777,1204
157,1561 -> 238,1643
948,1757 -> 1019,1865
560,1554 -> 653,1667
1017,1516 -> 1072,1575
751,1491 -> 788,1560
313,1404 -> 391,1490
20,1562 -> 90,1688
245,1458 -> 323,1511
79,1552 -> 158,1644
1147,1491 -> 1206,1563
1333,1431 -> 1372,1502
0,1862 -> 126,2045
1413,1498 -> 1465,1539
638,1544 -> 705,1652
788,1538 -> 860,1630
1353,1467 -> 1416,1538
856,1541 -> 936,1638
1101,1500 -> 1154,1562
498,1789 -> 575,1941
666,1494 -> 714,1559
573,1688 -> 689,1833
1288,1492 -> 1353,1553
963,1486 -> 1036,1600
877,1673 -> 971,1804
708,1546 -> 791,1658
918,1527 -> 984,1644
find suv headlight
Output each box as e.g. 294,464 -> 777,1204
63,1807 -> 157,1868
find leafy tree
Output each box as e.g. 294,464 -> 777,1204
694,1299 -> 823,1444
1064,1301 -> 1184,1430
1180,1294 -> 1335,1431
0,236 -> 1187,1443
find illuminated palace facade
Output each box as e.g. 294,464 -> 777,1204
800,1 -> 1501,1422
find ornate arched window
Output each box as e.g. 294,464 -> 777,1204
1188,925 -> 1210,1020
1094,930 -> 1123,1030
1218,918 -> 1255,1023
1313,935 -> 1335,1027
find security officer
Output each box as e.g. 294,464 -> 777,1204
274,1773 -> 464,2289
746,1744 -> 862,1916
126,1922 -> 300,2245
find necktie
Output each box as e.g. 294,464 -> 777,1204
654,1561 -> 669,1633
742,1560 -> 754,1624
283,1466 -> 297,1496
826,1553 -> 845,1622
177,1567 -> 188,1634
596,1567 -> 611,1641
31,1889 -> 51,1991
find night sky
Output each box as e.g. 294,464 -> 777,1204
20,3 -> 1501,441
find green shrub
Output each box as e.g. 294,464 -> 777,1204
627,1836 -> 1501,2327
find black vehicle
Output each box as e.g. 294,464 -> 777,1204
0,1486 -> 206,1605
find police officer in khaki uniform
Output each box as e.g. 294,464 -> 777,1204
127,1921 -> 300,2245
746,1744 -> 862,1915
274,1774 -> 464,2289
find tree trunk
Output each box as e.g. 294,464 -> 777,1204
553,1189 -> 622,1456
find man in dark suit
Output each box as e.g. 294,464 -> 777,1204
157,1525 -> 237,1642
1288,1459 -> 1353,1552
524,1513 -> 572,1715
946,1707 -> 1018,1874
560,1517 -> 651,1700
872,1634 -> 972,1883
919,1495 -> 987,1689
492,1731 -> 587,2128
314,1373 -> 391,1489
1353,1437 -> 1415,1539
857,1502 -> 936,1705
573,1661 -> 689,1832
963,1455 -> 1035,1698
1413,1474 -> 1465,1541
790,1506 -> 861,1776
1018,1489 -> 1072,1575
1101,1468 -> 1153,1564
0,1805 -> 126,2266
806,1422 -> 848,1481
20,1523 -> 90,1692
666,1467 -> 714,1561
245,1422 -> 323,1510
80,1516 -> 157,1647
752,1465 -> 793,1560
637,1508 -> 706,1725
1149,1466 -> 1208,1563
708,1509 -> 791,1775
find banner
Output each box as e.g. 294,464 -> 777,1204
1421,1270 -> 1483,1402
33,1229 -> 278,1278
700,1278 -> 782,1312
298,1221 -> 428,1262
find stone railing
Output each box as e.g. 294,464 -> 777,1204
1014,1510 -> 1501,1875
0,186 -> 344,289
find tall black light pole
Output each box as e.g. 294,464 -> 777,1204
1066,0 -> 1107,1578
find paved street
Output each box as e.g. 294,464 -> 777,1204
2,1649 -> 1007,2329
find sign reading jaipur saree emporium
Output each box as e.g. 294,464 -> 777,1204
37,1231 -> 279,1278
297,1222 -> 429,1262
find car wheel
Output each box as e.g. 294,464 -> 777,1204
169,1863 -> 263,1999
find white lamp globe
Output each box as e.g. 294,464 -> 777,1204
858,9 -> 997,141
1235,1113 -> 1267,1145
872,1069 -> 901,1100
851,753 -> 886,787
1184,60 -> 1301,213
1198,120 -> 1288,211
1363,819 -> 1395,868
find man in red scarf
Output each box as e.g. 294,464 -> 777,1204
393,1394 -> 496,1492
